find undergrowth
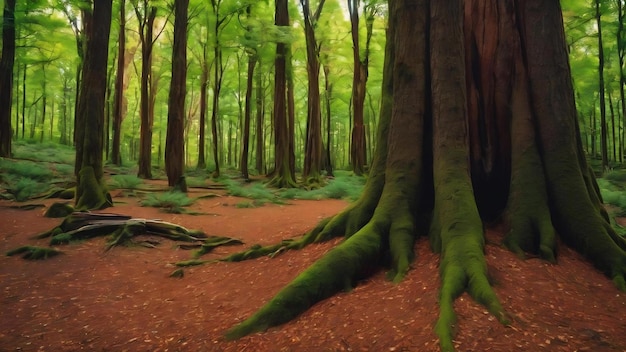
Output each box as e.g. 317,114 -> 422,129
12,140 -> 75,165
0,142 -> 76,201
141,191 -> 195,213
223,170 -> 365,205
107,175 -> 144,190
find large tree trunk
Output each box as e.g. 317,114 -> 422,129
165,0 -> 188,190
225,0 -> 626,350
268,0 -> 297,188
0,0 -> 16,157
74,0 -> 113,211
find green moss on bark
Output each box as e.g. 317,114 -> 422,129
75,166 -> 112,211
225,225 -> 383,340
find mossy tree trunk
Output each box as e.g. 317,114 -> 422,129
165,0 -> 188,189
74,0 -> 113,211
226,0 -> 626,350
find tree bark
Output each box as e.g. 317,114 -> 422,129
0,0 -> 16,157
300,0 -> 326,185
111,0 -> 126,166
254,63 -> 264,173
240,30 -> 256,180
136,3 -> 157,179
268,0 -> 297,188
165,0 -> 188,190
595,0 -> 608,170
197,43 -> 208,170
74,0 -> 113,211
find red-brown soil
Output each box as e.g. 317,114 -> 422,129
1,187 -> 625,351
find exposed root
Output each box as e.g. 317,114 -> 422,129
6,245 -> 62,260
21,212 -> 244,257
225,223 -> 384,340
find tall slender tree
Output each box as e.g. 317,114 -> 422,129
240,4 -> 257,181
74,0 -> 113,210
0,0 -> 16,157
133,0 -> 158,178
165,0 -> 188,190
595,0 -> 608,169
300,0 -> 326,185
111,0 -> 126,166
347,0 -> 376,175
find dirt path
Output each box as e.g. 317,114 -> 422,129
1,192 -> 625,351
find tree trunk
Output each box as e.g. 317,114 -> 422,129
255,63 -> 264,173
111,0 -> 126,166
268,0 -> 297,188
137,4 -> 157,179
322,63 -> 334,177
348,0 -> 367,175
595,0 -> 608,170
241,45 -> 256,180
197,43 -> 208,170
74,0 -> 113,211
617,0 -> 626,163
300,0 -> 326,185
225,0 -> 626,350
0,0 -> 16,157
210,44 -> 222,177
165,0 -> 188,190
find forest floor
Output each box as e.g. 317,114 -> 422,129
1,182 -> 625,352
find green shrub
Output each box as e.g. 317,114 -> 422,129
227,180 -> 278,202
0,159 -> 53,181
141,191 -> 195,213
604,169 -> 626,184
108,174 -> 143,190
12,177 -> 43,201
12,140 -> 75,165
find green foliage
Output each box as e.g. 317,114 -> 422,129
280,172 -> 366,201
140,191 -> 195,213
603,169 -> 626,183
107,175 -> 144,190
10,177 -> 42,201
0,158 -> 53,181
0,158 -> 59,201
223,171 -> 366,206
226,180 -> 279,203
598,177 -> 626,214
12,141 -> 75,165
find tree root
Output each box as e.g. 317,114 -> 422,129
14,212 -> 243,260
6,246 -> 62,260
225,224 -> 383,340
